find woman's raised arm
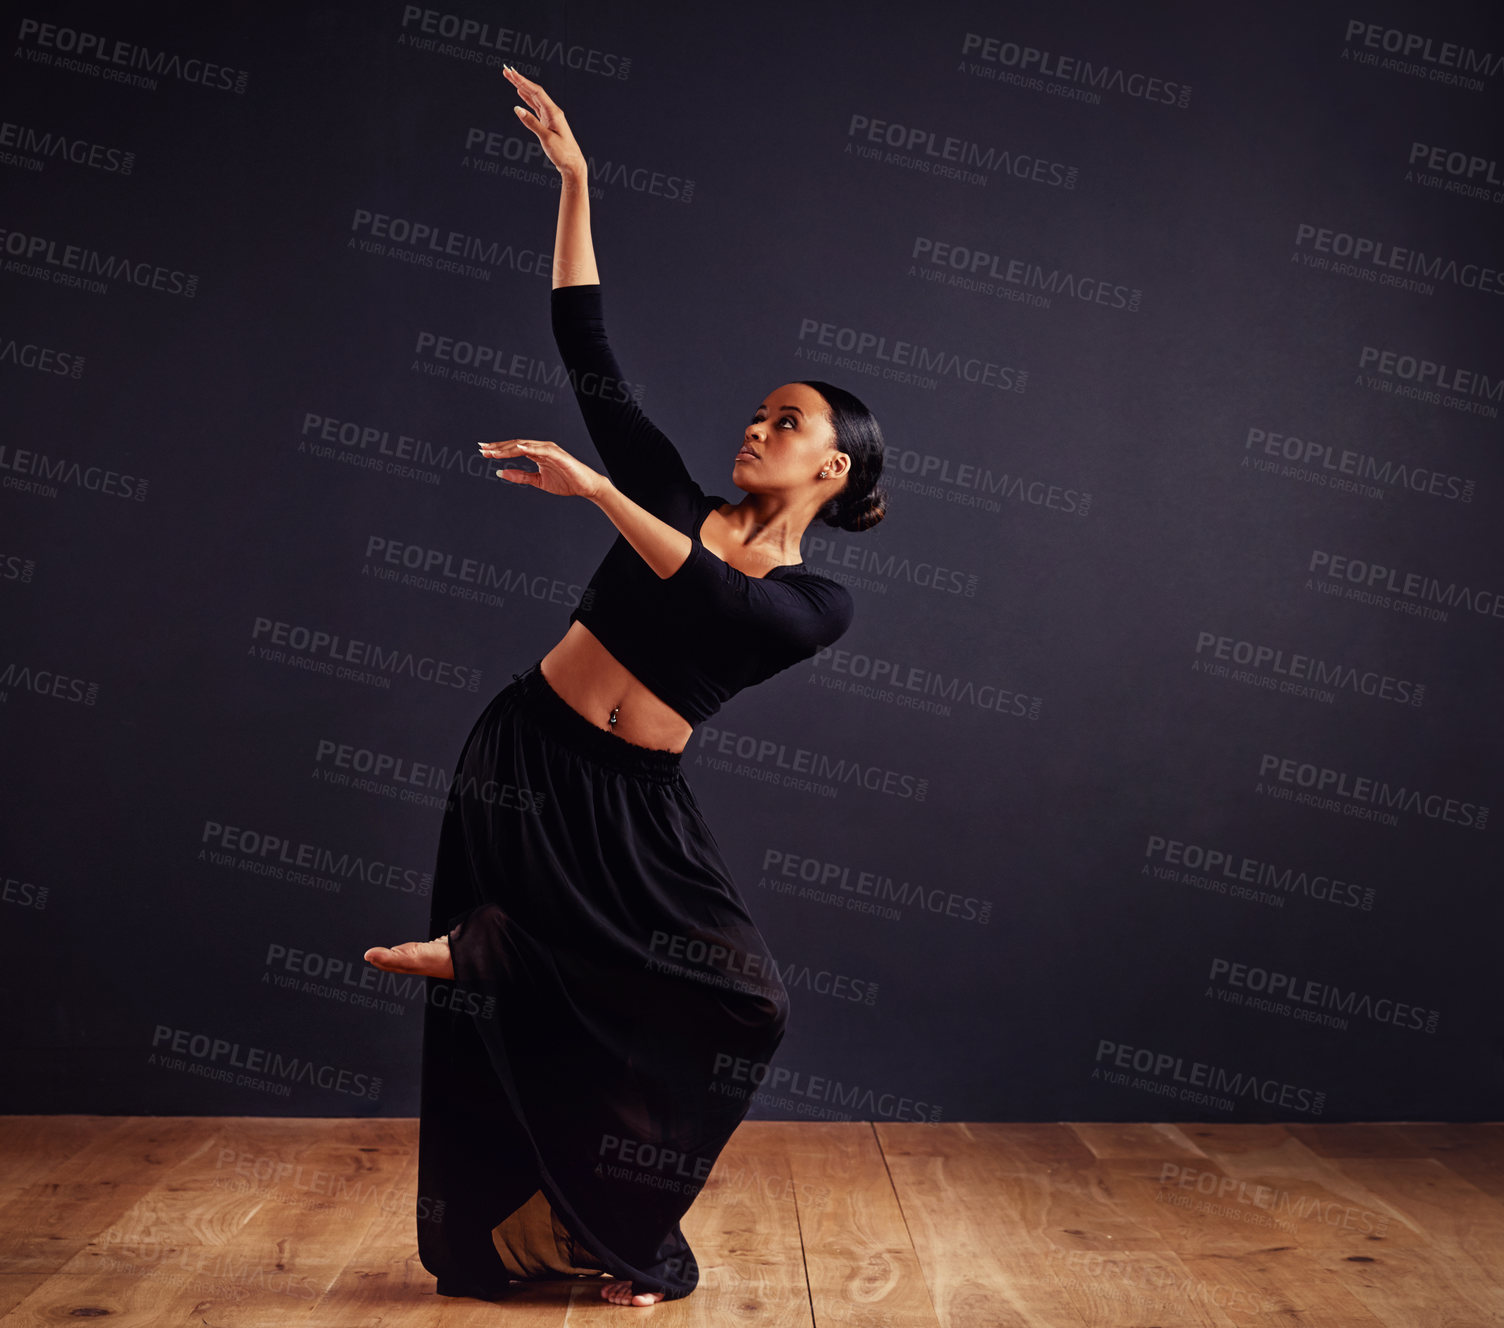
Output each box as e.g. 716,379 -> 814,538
504,65 -> 598,289
506,65 -> 704,522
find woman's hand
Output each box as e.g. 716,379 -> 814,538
482,438 -> 692,578
504,66 -> 586,178
480,438 -> 607,501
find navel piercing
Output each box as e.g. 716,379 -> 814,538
609,705 -> 620,728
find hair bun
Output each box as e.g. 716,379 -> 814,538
797,378 -> 887,535
839,486 -> 887,533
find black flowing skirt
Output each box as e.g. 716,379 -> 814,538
416,661 -> 791,1302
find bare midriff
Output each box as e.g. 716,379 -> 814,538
539,508 -> 800,754
539,620 -> 694,754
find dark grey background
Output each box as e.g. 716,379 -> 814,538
3,0 -> 1500,1120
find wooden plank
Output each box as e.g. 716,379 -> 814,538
5,1116 -> 1504,1325
1390,1123 -> 1504,1205
5,1118 -> 415,1326
1283,1123 -> 1434,1159
1161,1128 -> 1416,1246
1157,1121 -> 1298,1157
776,1121 -> 938,1328
878,1122 -> 1385,1327
1063,1121 -> 1210,1161
1044,1125 -> 1399,1323
0,1116 -> 130,1191
1087,1157 -> 1387,1325
873,1123 -> 1043,1327
1265,1238 -> 1504,1327
0,1117 -> 234,1279
662,1121 -> 813,1327
1321,1158 -> 1504,1305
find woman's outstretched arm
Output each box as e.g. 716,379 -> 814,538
480,437 -> 693,580
504,66 -> 597,289
507,64 -> 703,521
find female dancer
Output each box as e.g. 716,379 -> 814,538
365,66 -> 887,1307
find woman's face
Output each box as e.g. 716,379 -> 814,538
734,382 -> 847,495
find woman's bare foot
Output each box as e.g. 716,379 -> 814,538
601,1280 -> 664,1306
362,935 -> 454,979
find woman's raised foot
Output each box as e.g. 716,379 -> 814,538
362,935 -> 454,979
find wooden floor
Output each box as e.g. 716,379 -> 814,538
1,1117 -> 1499,1325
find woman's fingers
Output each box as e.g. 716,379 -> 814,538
502,67 -> 584,173
504,66 -> 560,112
474,437 -> 600,500
504,68 -> 558,128
479,439 -> 549,486
477,438 -> 550,456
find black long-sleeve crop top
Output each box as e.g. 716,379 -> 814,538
550,282 -> 855,727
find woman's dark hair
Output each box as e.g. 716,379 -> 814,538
796,380 -> 888,533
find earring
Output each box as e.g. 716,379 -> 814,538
819,469 -> 829,478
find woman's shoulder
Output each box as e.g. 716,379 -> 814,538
773,564 -> 854,631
